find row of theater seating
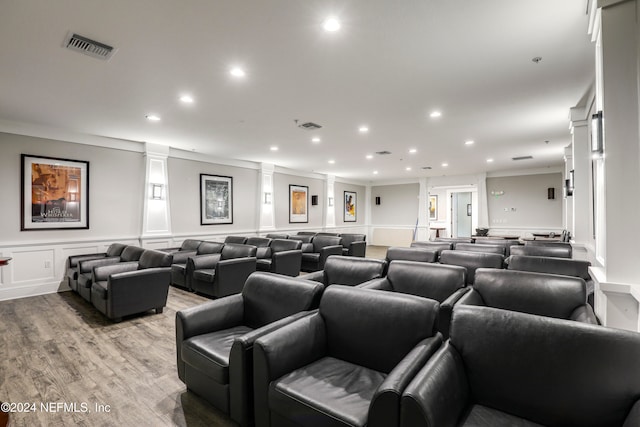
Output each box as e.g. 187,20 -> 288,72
65,243 -> 173,321
176,262 -> 637,427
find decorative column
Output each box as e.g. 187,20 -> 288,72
258,163 -> 275,233
569,107 -> 590,245
364,185 -> 372,242
325,175 -> 336,229
563,146 -> 574,237
142,143 -> 171,237
416,178 -> 429,241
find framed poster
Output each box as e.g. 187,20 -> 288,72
344,191 -> 356,222
429,195 -> 438,220
21,154 -> 89,230
289,184 -> 308,223
200,174 -> 233,225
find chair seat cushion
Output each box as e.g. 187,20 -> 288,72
270,356 -> 386,427
461,404 -> 544,427
192,269 -> 216,283
302,253 -> 320,262
78,274 -> 92,288
171,263 -> 186,274
91,281 -> 108,300
181,325 -> 252,384
256,259 -> 272,271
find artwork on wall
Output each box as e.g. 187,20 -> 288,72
21,154 -> 89,230
429,195 -> 438,220
289,185 -> 308,223
200,174 -> 233,225
344,191 -> 356,222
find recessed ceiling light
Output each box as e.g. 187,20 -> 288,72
230,67 -> 246,78
487,158 -> 494,163
373,171 -> 379,175
442,162 -> 448,167
146,114 -> 161,121
312,137 -> 321,143
328,159 -> 336,164
180,95 -> 194,104
359,126 -> 369,133
270,146 -> 278,151
430,111 -> 442,118
323,17 -> 341,32
366,154 -> 373,159
406,167 -> 412,171
465,140 -> 474,145
409,148 -> 417,154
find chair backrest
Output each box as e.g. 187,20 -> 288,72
288,235 -> 314,243
296,231 -> 317,236
510,245 -> 572,258
386,247 -> 439,263
106,243 -> 128,257
197,241 -> 225,255
340,233 -> 366,246
450,305 -> 640,427
387,260 -> 466,302
270,239 -> 302,253
242,272 -> 324,329
321,285 -> 439,374
312,235 -> 342,252
473,269 -> 587,319
323,256 -> 387,286
455,243 -> 505,256
120,246 -> 145,262
439,250 -> 504,284
221,243 -> 257,260
475,239 -> 521,256
246,237 -> 272,247
508,255 -> 590,280
265,233 -> 289,239
411,241 -> 453,251
435,238 -> 474,248
225,236 -> 248,244
138,249 -> 173,269
180,239 -> 202,251
316,232 -> 341,237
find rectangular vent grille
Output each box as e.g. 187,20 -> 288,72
298,122 -> 322,130
63,32 -> 116,60
512,155 -> 533,161
375,151 -> 392,155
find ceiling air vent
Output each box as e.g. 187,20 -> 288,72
63,32 -> 116,60
421,166 -> 432,170
375,151 -> 392,155
512,155 -> 533,161
298,122 -> 322,130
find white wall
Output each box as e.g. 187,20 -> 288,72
370,183 -> 419,246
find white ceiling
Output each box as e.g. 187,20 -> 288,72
0,0 -> 594,183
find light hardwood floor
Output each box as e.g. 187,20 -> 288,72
0,246 -> 389,427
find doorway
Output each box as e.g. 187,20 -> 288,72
451,192 -> 473,238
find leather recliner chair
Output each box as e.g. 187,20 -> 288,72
176,272 -> 324,427
171,241 -> 225,291
456,268 -> 598,324
253,285 -> 442,427
386,246 -> 439,264
401,305 -> 640,427
191,244 -> 257,297
340,233 -> 367,257
90,249 -> 173,322
439,250 -> 504,285
76,245 -> 145,302
303,255 -> 387,288
255,239 -> 303,277
65,243 -> 127,292
360,260 -> 467,338
300,235 -> 343,272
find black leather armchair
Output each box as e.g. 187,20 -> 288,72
225,236 -> 248,244
256,239 -> 302,277
434,237 -> 474,248
89,249 -> 173,322
65,243 -> 127,292
76,245 -> 145,302
455,242 -> 505,256
411,241 -> 453,251
340,233 -> 367,257
159,238 -> 202,254
473,238 -> 521,256
265,233 -> 289,239
439,250 -> 504,285
509,244 -> 572,258
507,255 -> 594,306
176,272 -> 324,426
246,237 -> 272,260
253,285 -> 442,427
301,235 -> 343,272
304,255 -> 387,288
171,241 -> 224,290
191,244 -> 257,298
360,260 -> 467,338
401,305 -> 640,427
386,246 -> 439,264
457,268 -> 598,324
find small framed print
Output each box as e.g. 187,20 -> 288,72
200,174 -> 233,225
289,185 -> 308,223
344,191 -> 356,222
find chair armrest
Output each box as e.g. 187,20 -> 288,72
92,261 -> 139,282
348,241 -> 367,257
369,335 -> 443,427
78,256 -> 121,273
357,278 -> 392,290
319,245 -> 344,269
170,250 -> 197,264
216,257 -> 257,297
253,311 -> 325,427
303,270 -> 325,283
256,247 -> 271,259
401,343 -> 470,427
68,252 -> 107,268
191,253 -> 222,270
175,294 -> 244,382
439,287 -> 472,339
623,399 -> 640,427
456,287 -> 484,306
570,304 -> 599,324
271,249 -> 302,276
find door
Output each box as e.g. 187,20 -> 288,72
452,192 -> 472,238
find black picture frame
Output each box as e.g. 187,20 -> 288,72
200,174 -> 233,225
